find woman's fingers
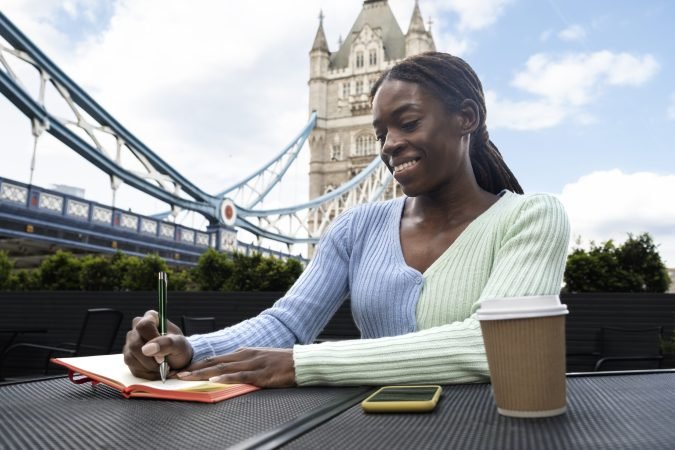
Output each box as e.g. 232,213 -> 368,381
124,327 -> 160,373
123,309 -> 192,379
140,334 -> 193,370
177,348 -> 295,388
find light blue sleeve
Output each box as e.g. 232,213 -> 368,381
188,208 -> 354,362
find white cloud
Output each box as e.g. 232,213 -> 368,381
558,24 -> 586,42
436,34 -> 472,56
485,90 -> 568,130
436,0 -> 513,32
559,170 -> 675,266
394,0 -> 511,57
513,51 -> 659,106
489,51 -> 659,130
667,93 -> 675,121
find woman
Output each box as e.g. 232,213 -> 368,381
124,52 -> 570,387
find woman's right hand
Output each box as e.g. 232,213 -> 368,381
123,310 -> 194,380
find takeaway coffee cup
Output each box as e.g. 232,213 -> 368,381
477,295 -> 568,418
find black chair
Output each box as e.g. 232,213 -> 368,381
594,326 -> 663,371
0,308 -> 123,379
181,316 -> 217,335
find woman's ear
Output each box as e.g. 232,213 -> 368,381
459,99 -> 480,135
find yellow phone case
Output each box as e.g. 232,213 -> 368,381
361,385 -> 442,413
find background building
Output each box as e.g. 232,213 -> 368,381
307,0 -> 435,209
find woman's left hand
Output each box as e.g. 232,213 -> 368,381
176,347 -> 296,388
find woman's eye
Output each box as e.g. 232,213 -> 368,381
401,120 -> 419,131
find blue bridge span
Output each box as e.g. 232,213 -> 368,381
0,176 -> 295,266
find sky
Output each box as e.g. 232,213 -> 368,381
1,0 -> 674,266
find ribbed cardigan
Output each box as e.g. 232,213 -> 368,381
188,191 -> 570,385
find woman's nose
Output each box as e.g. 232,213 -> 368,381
381,130 -> 404,156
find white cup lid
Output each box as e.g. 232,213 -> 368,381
476,295 -> 568,320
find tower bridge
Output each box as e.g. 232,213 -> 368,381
0,1 -> 434,267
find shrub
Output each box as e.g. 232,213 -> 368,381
229,252 -> 303,292
38,250 -> 82,290
168,268 -> 195,291
564,233 -> 671,293
193,248 -> 234,291
79,255 -> 118,291
0,250 -> 13,290
7,269 -> 40,291
122,254 -> 169,291
229,252 -> 264,291
1,248 -> 303,292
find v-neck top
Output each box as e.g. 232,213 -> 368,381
394,190 -> 508,278
188,191 -> 570,386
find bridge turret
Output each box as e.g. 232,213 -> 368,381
309,10 -> 329,119
405,0 -> 435,56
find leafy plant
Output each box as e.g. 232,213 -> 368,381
7,269 -> 40,291
0,248 -> 303,292
122,254 -> 169,291
193,248 -> 234,291
167,268 -> 195,291
38,250 -> 82,290
564,233 -> 671,293
0,250 -> 13,290
79,255 -> 118,290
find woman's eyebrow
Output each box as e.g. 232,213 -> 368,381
372,102 -> 421,127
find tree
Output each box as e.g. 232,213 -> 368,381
564,233 -> 671,293
7,269 -> 40,291
38,250 -> 82,290
168,268 -> 195,291
616,233 -> 671,292
79,255 -> 113,290
0,250 -> 12,290
122,254 -> 169,291
193,248 -> 234,291
229,252 -> 265,291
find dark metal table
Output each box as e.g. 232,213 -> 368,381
1,371 -> 674,450
0,377 -> 368,450
284,371 -> 675,450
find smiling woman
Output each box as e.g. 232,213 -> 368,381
371,52 -> 523,198
123,52 -> 571,388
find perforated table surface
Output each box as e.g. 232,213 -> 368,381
284,371 -> 675,450
0,377 -> 367,450
1,371 -> 674,450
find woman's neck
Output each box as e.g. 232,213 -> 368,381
405,180 -> 498,227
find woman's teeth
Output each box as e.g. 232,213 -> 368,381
394,159 -> 419,173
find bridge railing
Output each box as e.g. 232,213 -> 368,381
0,176 -> 303,265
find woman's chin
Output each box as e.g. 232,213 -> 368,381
398,184 -> 421,197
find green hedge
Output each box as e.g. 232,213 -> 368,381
564,233 -> 671,293
0,249 -> 303,292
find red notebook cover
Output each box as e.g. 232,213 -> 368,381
52,354 -> 259,404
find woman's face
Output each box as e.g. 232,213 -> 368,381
372,79 -> 472,198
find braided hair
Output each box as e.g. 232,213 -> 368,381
370,52 -> 523,195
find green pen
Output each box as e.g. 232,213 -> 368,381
158,271 -> 168,383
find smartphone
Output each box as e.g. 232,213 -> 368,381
361,385 -> 442,413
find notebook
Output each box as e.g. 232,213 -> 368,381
51,353 -> 259,403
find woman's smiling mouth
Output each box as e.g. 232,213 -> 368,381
393,158 -> 420,174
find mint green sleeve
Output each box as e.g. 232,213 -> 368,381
293,194 -> 571,386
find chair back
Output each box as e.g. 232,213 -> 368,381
74,308 -> 124,356
600,326 -> 663,356
182,316 -> 217,336
595,326 -> 663,371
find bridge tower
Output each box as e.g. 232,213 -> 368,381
307,0 -> 435,213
